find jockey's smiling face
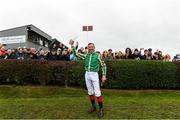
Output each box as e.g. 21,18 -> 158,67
88,43 -> 95,54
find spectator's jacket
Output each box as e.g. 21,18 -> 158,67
131,53 -> 141,60
5,53 -> 17,59
71,46 -> 106,75
29,53 -> 38,59
70,54 -> 77,61
47,54 -> 58,60
61,54 -> 70,61
38,55 -> 46,60
16,53 -> 25,59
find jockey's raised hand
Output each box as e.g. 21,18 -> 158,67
69,39 -> 74,46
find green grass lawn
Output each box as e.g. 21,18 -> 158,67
0,85 -> 180,119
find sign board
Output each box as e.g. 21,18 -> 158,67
0,35 -> 26,44
82,26 -> 93,31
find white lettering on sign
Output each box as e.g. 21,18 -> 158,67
0,35 -> 26,44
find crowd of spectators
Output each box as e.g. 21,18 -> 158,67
0,43 -> 70,61
0,42 -> 179,62
102,48 -> 171,61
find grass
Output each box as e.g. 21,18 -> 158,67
0,85 -> 180,119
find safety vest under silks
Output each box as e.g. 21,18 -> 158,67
71,46 -> 107,75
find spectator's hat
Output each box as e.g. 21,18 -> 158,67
176,53 -> 180,56
108,49 -> 112,52
144,49 -> 148,52
134,48 -> 138,51
176,54 -> 180,59
148,48 -> 152,51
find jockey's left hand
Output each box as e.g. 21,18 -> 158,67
102,75 -> 106,83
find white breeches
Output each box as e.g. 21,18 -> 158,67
85,72 -> 101,97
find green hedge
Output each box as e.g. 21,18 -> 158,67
0,60 -> 51,85
107,60 -> 179,89
0,60 -> 180,89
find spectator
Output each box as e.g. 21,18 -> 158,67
23,48 -> 30,59
125,48 -> 132,59
131,49 -> 141,60
114,52 -> 124,59
44,50 -> 49,57
0,46 -> 6,59
118,51 -> 125,59
146,48 -> 153,60
47,49 -> 58,60
158,50 -> 163,60
38,50 -> 46,60
153,52 -> 159,60
29,48 -> 38,59
163,54 -> 171,62
173,53 -> 180,61
5,49 -> 17,59
114,52 -> 118,59
108,49 -> 114,60
16,48 -> 25,59
70,51 -> 77,61
52,44 -> 58,51
141,49 -> 148,60
59,43 -> 64,51
102,50 -> 111,61
61,49 -> 70,61
56,48 -> 62,60
62,45 -> 66,51
69,42 -> 80,61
